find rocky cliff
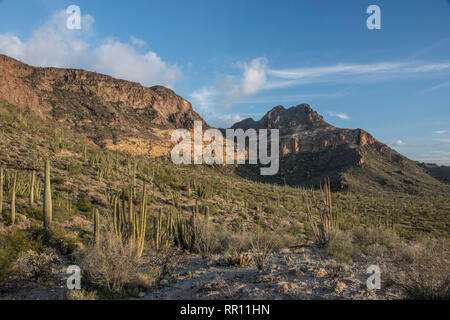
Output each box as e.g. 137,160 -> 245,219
0,54 -> 205,156
231,104 -> 439,192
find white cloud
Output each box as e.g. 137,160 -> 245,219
420,80 -> 450,94
433,130 -> 447,134
190,57 -> 450,115
189,87 -> 244,127
241,58 -> 267,95
0,10 -> 181,87
190,87 -> 218,114
93,40 -> 180,87
225,58 -> 268,108
129,35 -> 146,47
265,61 -> 450,89
327,111 -> 350,120
390,140 -> 405,147
0,11 -> 94,68
216,114 -> 244,128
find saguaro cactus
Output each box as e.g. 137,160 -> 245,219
0,167 -> 4,219
94,208 -> 100,244
10,172 -> 16,225
43,159 -> 53,229
29,170 -> 35,207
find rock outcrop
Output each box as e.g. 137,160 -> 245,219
231,104 -> 435,191
0,54 -> 205,156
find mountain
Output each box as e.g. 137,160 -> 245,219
418,163 -> 450,184
0,54 -> 206,156
0,54 -> 446,194
231,104 -> 445,193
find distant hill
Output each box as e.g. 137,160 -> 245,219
418,163 -> 450,184
230,104 -> 446,193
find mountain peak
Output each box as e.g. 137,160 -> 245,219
231,103 -> 326,130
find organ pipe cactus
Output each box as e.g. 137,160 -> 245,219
112,184 -> 148,258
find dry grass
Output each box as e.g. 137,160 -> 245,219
388,239 -> 450,300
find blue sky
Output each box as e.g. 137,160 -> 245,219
0,0 -> 450,164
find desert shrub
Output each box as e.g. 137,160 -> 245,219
195,219 -> 219,258
326,230 -> 358,263
145,248 -> 184,287
81,229 -> 138,294
250,230 -> 277,272
222,232 -> 252,254
67,162 -> 83,175
322,259 -> 352,279
25,207 -> 43,221
0,230 -> 43,281
353,226 -> 400,253
263,203 -> 278,215
76,194 -> 92,213
14,249 -> 62,284
388,239 -> 450,300
30,227 -> 78,255
51,176 -> 66,185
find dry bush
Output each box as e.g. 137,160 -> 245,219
222,231 -> 253,267
146,247 -> 184,286
388,239 -> 449,300
195,218 -> 219,258
322,259 -> 351,279
250,231 -> 277,272
81,228 -> 138,293
224,232 -> 252,254
14,248 -> 62,284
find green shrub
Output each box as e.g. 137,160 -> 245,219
26,207 -> 43,221
0,230 -> 43,281
51,176 -> 66,185
326,230 -> 358,263
76,195 -> 92,213
67,162 -> 83,175
353,226 -> 400,253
